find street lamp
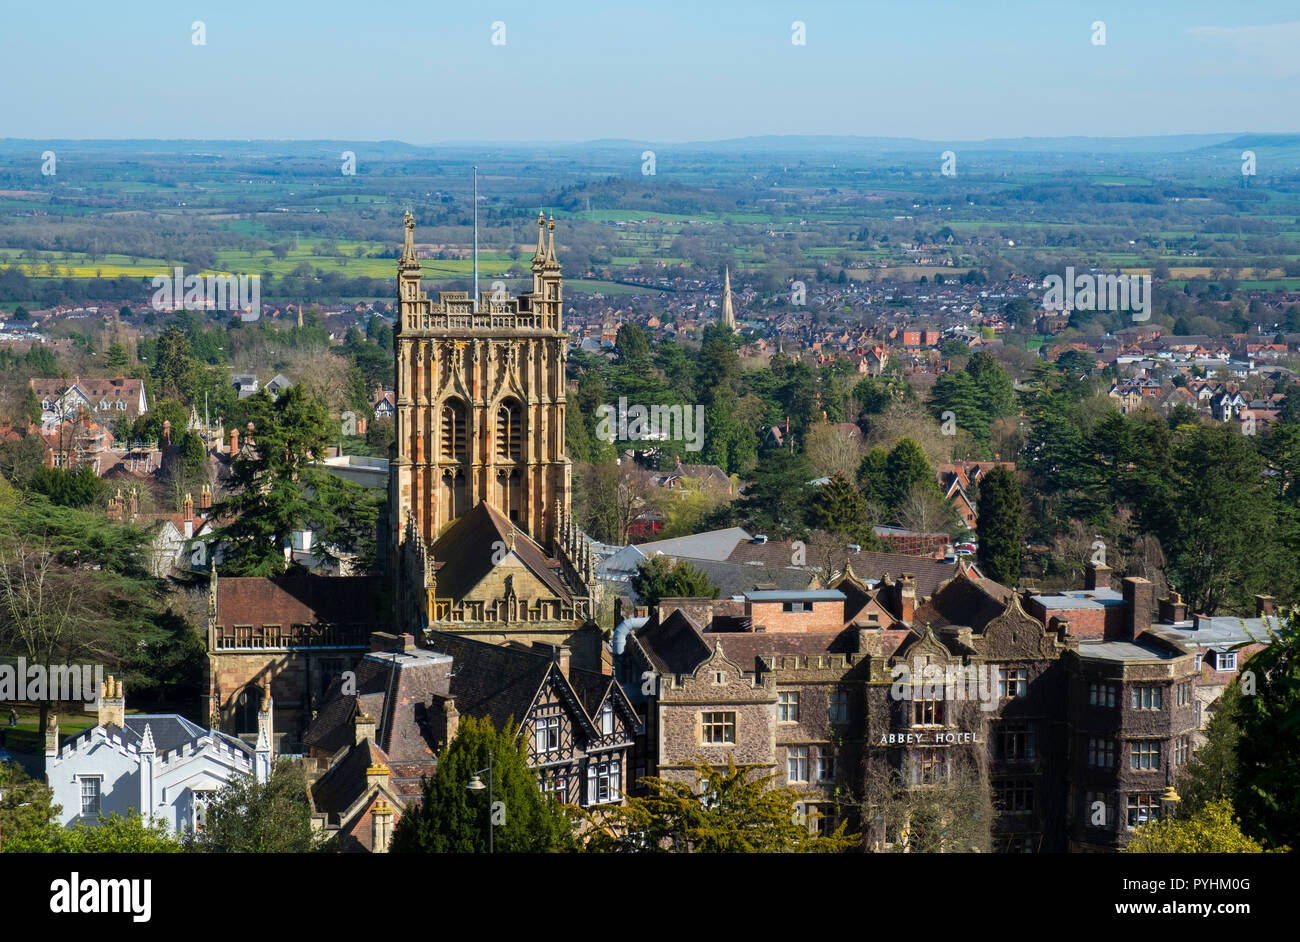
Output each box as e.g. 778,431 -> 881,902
466,750 -> 494,854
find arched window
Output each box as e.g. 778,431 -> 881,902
440,399 -> 466,460
496,399 -> 522,459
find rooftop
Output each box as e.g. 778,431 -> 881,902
1077,639 -> 1182,663
745,589 -> 846,603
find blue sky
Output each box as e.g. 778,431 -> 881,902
2,0 -> 1297,142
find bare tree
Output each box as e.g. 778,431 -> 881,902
805,420 -> 864,480
0,537 -> 110,734
896,482 -> 957,537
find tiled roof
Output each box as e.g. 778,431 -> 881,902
215,573 -> 384,628
309,739 -> 392,816
427,502 -> 572,604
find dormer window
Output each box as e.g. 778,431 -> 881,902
600,701 -> 614,735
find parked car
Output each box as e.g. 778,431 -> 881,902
954,542 -> 976,556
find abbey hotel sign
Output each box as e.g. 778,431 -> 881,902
875,659 -> 996,746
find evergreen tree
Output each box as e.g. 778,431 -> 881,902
391,716 -> 576,853
884,438 -> 937,512
209,386 -> 378,576
808,472 -> 876,546
1232,612 -> 1300,849
104,340 -> 129,373
975,466 -> 1023,586
1175,682 -> 1240,816
630,556 -> 719,608
184,761 -> 319,853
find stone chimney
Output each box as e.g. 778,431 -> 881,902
371,799 -> 395,853
365,762 -> 391,791
44,714 -> 60,758
1119,577 -> 1154,641
442,697 -> 460,745
128,489 -> 138,519
230,427 -> 239,456
97,675 -> 125,728
162,419 -> 171,446
1085,561 -> 1111,591
199,484 -> 211,511
899,573 -> 917,625
355,712 -> 377,745
1255,594 -> 1276,618
1159,590 -> 1188,624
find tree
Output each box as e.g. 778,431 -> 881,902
807,472 -> 876,546
391,716 -> 576,853
18,386 -> 41,427
28,465 -> 103,509
613,323 -> 651,367
210,387 -> 377,576
579,755 -> 855,853
1175,681 -> 1240,816
897,481 -> 959,536
7,812 -> 182,853
104,340 -> 129,373
184,761 -> 319,853
0,497 -> 163,733
1231,612 -> 1300,849
630,555 -> 719,608
151,325 -> 196,402
1163,423 -> 1281,614
1125,799 -> 1270,853
884,437 -> 938,513
975,466 -> 1023,586
0,760 -> 56,849
805,421 -> 863,480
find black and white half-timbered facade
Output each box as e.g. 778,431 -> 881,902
304,630 -> 638,808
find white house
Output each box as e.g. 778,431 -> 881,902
45,676 -> 272,835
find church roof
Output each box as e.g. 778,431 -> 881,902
428,501 -> 572,604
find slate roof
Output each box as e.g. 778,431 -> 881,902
424,630 -> 554,734
302,646 -> 451,768
727,534 -> 970,599
427,502 -> 572,604
633,527 -> 753,562
668,555 -> 817,598
631,609 -> 713,675
309,739 -> 392,816
64,714 -> 253,757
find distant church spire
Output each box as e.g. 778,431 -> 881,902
721,266 -> 735,329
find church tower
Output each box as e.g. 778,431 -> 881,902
390,211 -> 600,671
720,266 -> 736,329
390,211 -> 571,549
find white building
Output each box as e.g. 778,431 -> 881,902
45,676 -> 273,834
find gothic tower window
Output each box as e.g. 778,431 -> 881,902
497,398 -> 522,460
441,399 -> 466,461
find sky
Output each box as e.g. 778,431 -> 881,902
1,0 -> 1298,143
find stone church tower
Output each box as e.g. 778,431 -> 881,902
390,210 -> 571,547
390,211 -> 601,669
